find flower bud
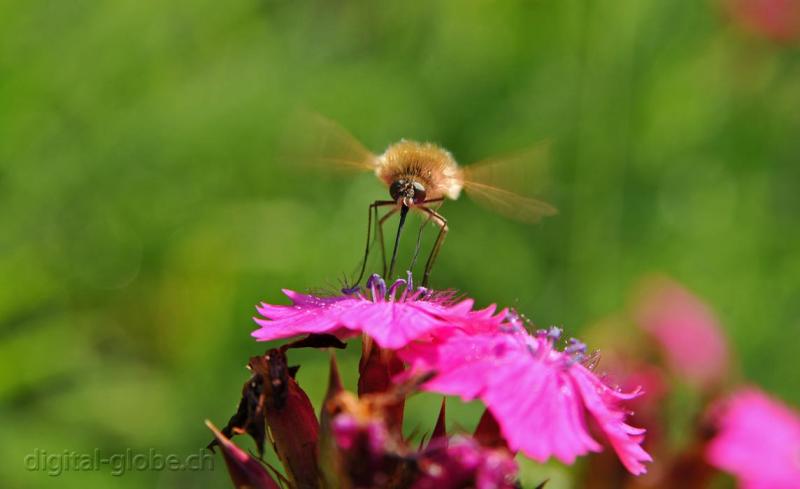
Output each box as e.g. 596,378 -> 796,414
358,337 -> 405,435
206,420 -> 281,489
257,348 -> 321,489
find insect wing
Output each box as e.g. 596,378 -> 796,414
283,112 -> 378,173
461,143 -> 557,223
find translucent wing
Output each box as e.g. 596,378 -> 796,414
282,112 -> 378,173
462,182 -> 557,223
461,142 -> 558,223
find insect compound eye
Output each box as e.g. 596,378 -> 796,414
412,181 -> 427,203
389,179 -> 407,202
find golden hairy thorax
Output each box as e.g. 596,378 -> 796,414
374,140 -> 464,200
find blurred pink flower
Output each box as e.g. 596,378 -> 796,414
330,413 -> 401,486
725,0 -> 800,42
400,323 -> 652,475
331,413 -> 518,489
253,273 -> 506,349
635,278 -> 729,388
414,436 -> 518,489
706,388 -> 800,489
332,414 -> 390,455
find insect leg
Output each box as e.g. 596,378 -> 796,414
419,206 -> 448,288
410,213 -> 433,273
409,198 -> 445,273
377,207 -> 399,276
354,200 -> 396,286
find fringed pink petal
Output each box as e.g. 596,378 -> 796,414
252,278 -> 498,349
571,366 -> 652,475
401,329 -> 650,475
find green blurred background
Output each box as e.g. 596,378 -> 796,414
2,0 -> 799,487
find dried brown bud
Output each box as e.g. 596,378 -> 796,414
211,349 -> 321,489
257,349 -> 321,489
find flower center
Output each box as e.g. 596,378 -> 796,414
529,326 -> 588,368
344,272 -> 432,303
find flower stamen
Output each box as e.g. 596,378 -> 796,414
367,274 -> 387,301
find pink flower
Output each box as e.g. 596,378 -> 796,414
635,277 -> 729,388
724,0 -> 800,42
414,436 -> 518,489
330,413 -> 401,486
252,273 -> 506,349
706,388 -> 800,489
330,414 -> 519,489
400,323 -> 652,475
